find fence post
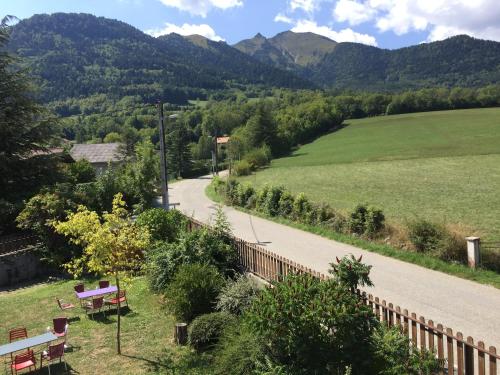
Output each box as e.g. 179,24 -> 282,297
466,236 -> 481,269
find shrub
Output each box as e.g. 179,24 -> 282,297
371,326 -> 442,375
436,230 -> 467,263
237,184 -> 256,208
213,320 -> 265,375
263,186 -> 285,216
225,179 -> 241,205
246,273 -> 376,373
326,212 -> 348,233
136,208 -> 187,243
145,241 -> 177,292
234,160 -> 252,176
212,176 -> 226,196
216,275 -> 261,315
349,204 -> 385,237
329,254 -> 373,292
277,190 -> 294,217
292,192 -> 311,222
255,185 -> 271,212
244,146 -> 271,169
166,263 -> 225,322
306,202 -> 335,225
188,312 -> 235,350
407,219 -> 444,253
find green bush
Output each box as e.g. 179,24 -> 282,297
216,275 -> 261,315
292,192 -> 311,222
371,326 -> 442,375
145,241 -> 177,292
407,219 -> 444,253
349,204 -> 385,237
213,320 -> 265,375
244,146 -> 271,169
233,160 -> 252,176
246,273 -> 376,373
188,312 -> 235,350
263,186 -> 285,216
255,185 -> 271,212
136,208 -> 187,243
306,202 -> 335,225
166,263 -> 225,322
237,184 -> 256,209
225,179 -> 241,205
277,190 -> 294,217
436,231 -> 467,263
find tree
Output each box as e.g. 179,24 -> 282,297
245,102 -> 277,151
0,17 -> 61,233
166,120 -> 192,178
53,193 -> 150,354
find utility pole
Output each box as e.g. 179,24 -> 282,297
214,128 -> 219,175
157,100 -> 169,210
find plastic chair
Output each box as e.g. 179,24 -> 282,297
106,290 -> 128,310
56,298 -> 75,312
84,297 -> 105,319
40,342 -> 66,375
98,280 -> 109,289
11,350 -> 36,375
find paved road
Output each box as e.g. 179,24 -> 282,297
169,175 -> 500,347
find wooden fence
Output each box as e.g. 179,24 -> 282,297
0,234 -> 39,256
187,216 -> 499,375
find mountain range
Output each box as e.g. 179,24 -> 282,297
7,13 -> 500,104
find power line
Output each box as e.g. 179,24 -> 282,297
61,103 -> 155,119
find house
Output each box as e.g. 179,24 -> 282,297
69,143 -> 124,173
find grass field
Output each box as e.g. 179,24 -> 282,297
238,108 -> 500,241
0,278 -> 209,374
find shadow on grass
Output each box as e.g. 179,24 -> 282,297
36,361 -> 79,374
123,347 -> 213,375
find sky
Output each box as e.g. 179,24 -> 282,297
2,0 -> 500,49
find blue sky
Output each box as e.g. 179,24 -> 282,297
2,0 -> 500,49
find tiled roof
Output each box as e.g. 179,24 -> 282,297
70,143 -> 123,164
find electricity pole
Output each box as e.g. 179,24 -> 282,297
157,100 -> 169,210
213,128 -> 219,175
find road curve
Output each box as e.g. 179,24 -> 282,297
168,175 -> 500,347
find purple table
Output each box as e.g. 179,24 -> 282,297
76,286 -> 117,299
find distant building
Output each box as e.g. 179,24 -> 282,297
216,136 -> 230,145
69,143 -> 124,173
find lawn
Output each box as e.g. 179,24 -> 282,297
0,278 -> 210,375
238,108 -> 500,241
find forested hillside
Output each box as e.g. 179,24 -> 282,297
8,13 -> 311,104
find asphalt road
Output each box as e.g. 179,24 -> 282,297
168,175 -> 500,347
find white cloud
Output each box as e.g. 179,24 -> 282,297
158,0 -> 243,17
333,0 -> 376,25
274,13 -> 294,24
291,19 -> 378,45
146,22 -> 225,41
332,0 -> 500,42
290,0 -> 319,13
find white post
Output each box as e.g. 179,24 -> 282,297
465,237 -> 480,269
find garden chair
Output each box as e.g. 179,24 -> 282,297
10,350 -> 36,375
40,342 -> 66,375
52,317 -> 68,339
106,290 -> 128,311
9,328 -> 27,343
56,298 -> 75,312
73,284 -> 84,293
98,280 -> 109,288
84,297 -> 105,319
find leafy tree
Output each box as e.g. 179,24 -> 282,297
67,159 -> 96,184
166,120 -> 193,178
53,193 -> 151,354
0,17 -> 61,233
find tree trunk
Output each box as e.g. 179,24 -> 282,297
174,323 -> 188,345
116,274 -> 121,355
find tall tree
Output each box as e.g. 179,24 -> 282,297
53,193 -> 151,354
166,119 -> 192,178
245,102 -> 277,151
0,17 -> 60,233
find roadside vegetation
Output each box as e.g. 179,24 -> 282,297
207,178 -> 500,287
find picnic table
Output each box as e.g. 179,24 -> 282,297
75,286 -> 117,300
0,332 -> 58,371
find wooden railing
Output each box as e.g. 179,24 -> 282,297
187,216 -> 499,375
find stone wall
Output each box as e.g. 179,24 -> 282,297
0,248 -> 48,286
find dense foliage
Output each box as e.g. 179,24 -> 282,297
188,312 -> 236,350
166,263 -> 225,322
135,208 -> 187,243
216,275 -> 261,315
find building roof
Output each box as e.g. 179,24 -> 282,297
217,136 -> 230,144
70,143 -> 123,164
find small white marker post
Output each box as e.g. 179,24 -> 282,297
465,237 -> 480,269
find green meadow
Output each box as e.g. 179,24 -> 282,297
239,108 -> 500,241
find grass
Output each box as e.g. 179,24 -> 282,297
206,182 -> 500,289
238,108 -> 500,241
187,100 -> 208,108
0,278 -> 211,374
